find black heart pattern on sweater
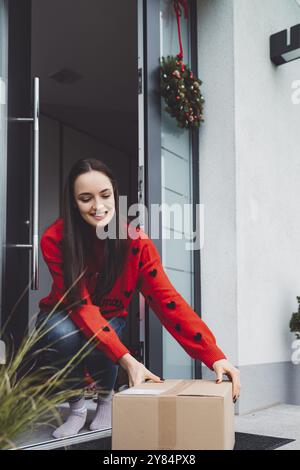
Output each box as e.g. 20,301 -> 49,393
132,247 -> 139,255
194,332 -> 202,342
167,301 -> 176,309
139,261 -> 143,268
149,269 -> 157,277
175,323 -> 181,332
99,298 -> 124,309
124,290 -> 133,298
103,326 -> 110,332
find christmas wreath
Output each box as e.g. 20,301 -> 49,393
160,55 -> 204,129
160,0 -> 205,130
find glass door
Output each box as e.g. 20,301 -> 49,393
0,0 -> 8,365
160,0 -> 194,379
1,0 -> 141,450
2,0 -> 32,354
144,0 -> 201,379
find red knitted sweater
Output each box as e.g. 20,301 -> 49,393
39,218 -> 226,369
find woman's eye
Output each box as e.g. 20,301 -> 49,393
80,194 -> 110,203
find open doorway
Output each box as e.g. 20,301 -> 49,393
29,0 -> 139,343
4,0 -> 141,448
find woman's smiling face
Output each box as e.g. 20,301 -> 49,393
73,170 -> 115,228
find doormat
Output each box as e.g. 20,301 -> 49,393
65,433 -> 295,450
234,432 -> 295,450
67,436 -> 112,450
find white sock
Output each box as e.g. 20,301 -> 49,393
89,390 -> 114,431
52,397 -> 87,439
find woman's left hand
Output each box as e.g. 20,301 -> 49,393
212,359 -> 241,403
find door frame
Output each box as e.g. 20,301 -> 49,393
190,0 -> 202,380
1,0 -> 32,353
142,0 -> 163,376
1,0 -> 202,383
143,0 -> 202,379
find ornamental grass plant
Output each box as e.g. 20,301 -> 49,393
0,272 -> 103,449
290,296 -> 300,339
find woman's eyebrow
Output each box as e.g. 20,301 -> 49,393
78,188 -> 111,196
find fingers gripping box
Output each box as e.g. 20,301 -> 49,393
112,379 -> 235,450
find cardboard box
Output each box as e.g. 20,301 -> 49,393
112,379 -> 235,450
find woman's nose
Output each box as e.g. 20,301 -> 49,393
93,200 -> 106,212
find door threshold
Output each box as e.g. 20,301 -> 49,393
15,428 -> 112,450
9,400 -> 112,450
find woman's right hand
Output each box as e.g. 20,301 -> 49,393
118,353 -> 164,387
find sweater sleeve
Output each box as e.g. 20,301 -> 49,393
40,232 -> 130,364
136,236 -> 227,370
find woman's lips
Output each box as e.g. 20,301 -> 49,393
91,212 -> 108,221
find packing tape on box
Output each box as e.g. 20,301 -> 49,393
158,380 -> 192,449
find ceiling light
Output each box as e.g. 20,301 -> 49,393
50,69 -> 83,85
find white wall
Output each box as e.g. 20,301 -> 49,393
234,0 -> 300,365
198,0 -> 300,369
197,0 -> 238,366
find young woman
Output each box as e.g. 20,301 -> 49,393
36,157 -> 241,439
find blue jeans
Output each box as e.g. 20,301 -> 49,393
34,309 -> 127,403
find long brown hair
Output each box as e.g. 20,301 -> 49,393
61,158 -> 131,308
